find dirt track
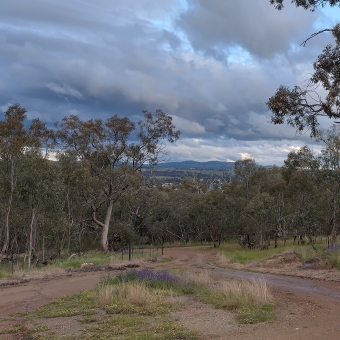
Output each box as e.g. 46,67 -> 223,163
1,247 -> 340,339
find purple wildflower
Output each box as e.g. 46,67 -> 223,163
136,268 -> 180,284
325,244 -> 340,252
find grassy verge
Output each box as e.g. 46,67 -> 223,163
0,250 -> 161,281
176,269 -> 275,324
3,268 -> 275,339
102,268 -> 275,324
214,239 -> 331,265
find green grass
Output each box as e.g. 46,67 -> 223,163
237,304 -> 275,324
325,250 -> 340,269
0,323 -> 49,338
0,267 -> 13,279
215,239 -> 329,265
52,251 -> 153,269
35,291 -> 96,318
80,315 -> 198,340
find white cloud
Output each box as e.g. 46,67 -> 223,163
165,137 -> 321,166
171,115 -> 205,134
46,83 -> 83,99
239,152 -> 251,160
27,110 -> 53,122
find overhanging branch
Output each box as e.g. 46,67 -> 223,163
301,29 -> 334,47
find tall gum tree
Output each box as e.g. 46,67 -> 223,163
56,110 -> 179,251
0,104 -> 51,257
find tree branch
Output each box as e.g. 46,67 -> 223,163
301,29 -> 334,47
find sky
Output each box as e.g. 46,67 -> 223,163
1,0 -> 340,165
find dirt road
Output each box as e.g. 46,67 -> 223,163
1,247 -> 340,339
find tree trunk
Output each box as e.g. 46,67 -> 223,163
28,207 -> 37,269
1,159 -> 15,257
92,200 -> 114,252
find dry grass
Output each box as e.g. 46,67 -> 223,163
216,251 -> 232,266
97,282 -> 158,306
217,278 -> 273,309
96,281 -> 173,315
174,268 -> 213,286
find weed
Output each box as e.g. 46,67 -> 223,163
80,316 -> 98,324
237,304 -> 275,324
16,311 -> 29,317
4,323 -> 49,338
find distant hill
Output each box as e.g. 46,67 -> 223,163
153,161 -> 235,170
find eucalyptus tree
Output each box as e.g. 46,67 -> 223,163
203,189 -> 233,246
243,192 -> 277,249
0,104 -> 52,257
18,151 -> 65,267
283,147 -> 322,245
56,153 -> 86,254
234,159 -> 260,203
55,110 -> 179,251
318,125 -> 340,246
164,187 -> 197,243
253,167 -> 288,247
267,16 -> 340,137
144,189 -> 172,245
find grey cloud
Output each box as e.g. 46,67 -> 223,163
178,0 -> 317,59
204,117 -> 225,132
0,1 -> 334,165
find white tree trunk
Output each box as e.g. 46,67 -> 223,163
92,201 -> 114,252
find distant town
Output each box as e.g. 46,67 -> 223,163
143,160 -> 235,185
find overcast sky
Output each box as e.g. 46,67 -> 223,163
1,1 -> 339,165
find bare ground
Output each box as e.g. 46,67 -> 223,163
1,247 -> 340,339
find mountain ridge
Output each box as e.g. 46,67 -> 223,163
153,160 -> 235,169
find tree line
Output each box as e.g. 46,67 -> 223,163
2,1 -> 340,266
2,104 -> 340,267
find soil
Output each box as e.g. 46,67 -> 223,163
1,247 -> 340,339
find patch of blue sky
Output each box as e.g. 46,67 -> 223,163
321,5 -> 340,24
139,0 -> 186,31
227,45 -> 253,66
313,6 -> 340,30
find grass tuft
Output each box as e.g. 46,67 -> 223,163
217,278 -> 272,309
96,281 -> 173,315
